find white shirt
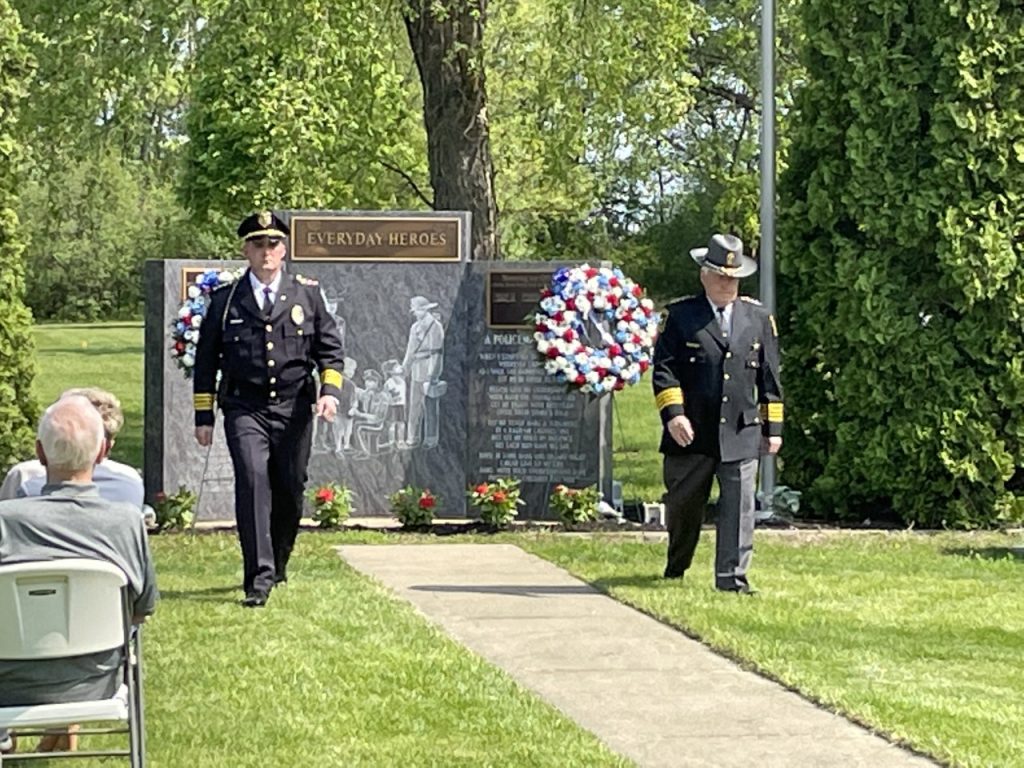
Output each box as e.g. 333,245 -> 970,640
249,271 -> 283,311
0,459 -> 145,510
706,297 -> 734,337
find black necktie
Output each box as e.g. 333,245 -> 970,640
263,286 -> 274,316
716,306 -> 728,336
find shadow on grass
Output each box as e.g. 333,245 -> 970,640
943,546 -> 1024,563
410,584 -> 599,596
590,574 -> 667,589
160,585 -> 241,601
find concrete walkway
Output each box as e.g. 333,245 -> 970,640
337,543 -> 939,768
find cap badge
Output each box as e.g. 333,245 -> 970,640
726,251 -> 736,265
291,304 -> 305,325
258,210 -> 272,227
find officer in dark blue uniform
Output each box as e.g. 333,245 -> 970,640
652,233 -> 783,592
193,211 -> 345,607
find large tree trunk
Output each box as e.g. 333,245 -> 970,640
404,1 -> 499,261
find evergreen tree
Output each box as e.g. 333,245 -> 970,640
0,0 -> 38,471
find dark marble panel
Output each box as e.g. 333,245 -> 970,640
465,263 -> 612,520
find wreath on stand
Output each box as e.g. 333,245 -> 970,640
169,268 -> 245,378
534,264 -> 659,395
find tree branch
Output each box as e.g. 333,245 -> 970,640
379,158 -> 434,209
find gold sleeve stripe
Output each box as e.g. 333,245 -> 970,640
655,388 -> 684,410
767,402 -> 784,422
769,314 -> 778,337
322,369 -> 343,388
194,393 -> 215,410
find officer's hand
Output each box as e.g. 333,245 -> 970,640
195,426 -> 214,447
762,436 -> 782,455
316,395 -> 338,423
667,415 -> 694,448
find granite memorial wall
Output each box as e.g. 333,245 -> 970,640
144,210 -> 611,520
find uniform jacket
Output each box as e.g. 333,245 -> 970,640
652,294 -> 783,462
193,270 -> 346,426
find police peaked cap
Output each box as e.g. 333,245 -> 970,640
237,210 -> 290,241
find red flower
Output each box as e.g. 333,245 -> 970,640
609,276 -> 619,287
540,288 -> 553,298
491,491 -> 507,504
418,494 -> 436,510
563,329 -> 575,342
585,267 -> 599,278
535,322 -> 548,333
614,379 -> 626,391
565,297 -> 576,311
552,311 -> 564,322
475,483 -> 489,495
575,374 -> 586,385
609,344 -> 623,357
608,294 -> 620,307
639,359 -> 650,372
315,487 -> 335,504
174,341 -> 185,353
632,285 -> 643,297
546,347 -> 560,359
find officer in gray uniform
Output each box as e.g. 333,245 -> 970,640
193,211 -> 345,607
652,233 -> 783,592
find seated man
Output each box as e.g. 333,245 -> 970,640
0,387 -> 144,509
0,395 -> 158,751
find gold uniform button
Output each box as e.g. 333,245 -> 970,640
722,395 -> 729,402
266,341 -> 274,350
267,360 -> 276,368
270,391 -> 277,398
269,377 -> 277,384
724,373 -> 731,380
689,357 -> 696,363
297,329 -> 304,336
720,417 -> 727,423
265,324 -> 273,332
725,352 -> 732,359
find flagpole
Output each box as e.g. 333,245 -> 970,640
757,0 -> 777,520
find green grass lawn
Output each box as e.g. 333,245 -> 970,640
31,323 -> 145,471
518,529 -> 1024,768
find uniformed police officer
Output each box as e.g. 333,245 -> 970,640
652,233 -> 783,593
193,211 -> 345,607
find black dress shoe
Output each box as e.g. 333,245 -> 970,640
663,568 -> 685,580
273,574 -> 288,586
242,591 -> 269,608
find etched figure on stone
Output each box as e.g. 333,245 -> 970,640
381,359 -> 406,449
352,369 -> 389,457
401,296 -> 446,449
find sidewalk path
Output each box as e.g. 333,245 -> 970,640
336,543 -> 939,768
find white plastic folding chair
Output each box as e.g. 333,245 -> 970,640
0,559 -> 145,766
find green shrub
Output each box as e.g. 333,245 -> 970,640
153,486 -> 197,531
549,484 -> 601,525
467,478 -> 524,527
778,0 -> 1024,528
389,485 -> 439,527
0,3 -> 38,473
306,483 -> 353,528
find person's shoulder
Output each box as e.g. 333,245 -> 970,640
292,273 -> 320,289
739,295 -> 771,315
664,295 -> 701,316
96,459 -> 143,480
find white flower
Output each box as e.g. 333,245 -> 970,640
187,285 -> 201,299
181,353 -> 195,367
562,310 -> 577,323
190,315 -> 203,328
585,370 -> 600,383
178,305 -> 191,319
641,298 -> 654,311
575,297 -> 591,314
545,360 -> 561,374
184,330 -> 197,342
623,342 -> 637,355
612,355 -> 626,368
537,340 -> 551,354
573,352 -> 589,366
592,295 -> 608,310
540,296 -> 566,314
218,271 -> 236,283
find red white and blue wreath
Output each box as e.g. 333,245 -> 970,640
534,264 -> 659,395
169,268 -> 245,378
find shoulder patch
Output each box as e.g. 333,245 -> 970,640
740,295 -> 762,305
666,295 -> 693,307
295,274 -> 319,286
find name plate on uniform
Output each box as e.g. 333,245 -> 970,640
290,214 -> 463,262
486,269 -> 552,329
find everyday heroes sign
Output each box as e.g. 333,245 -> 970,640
144,210 -> 611,520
